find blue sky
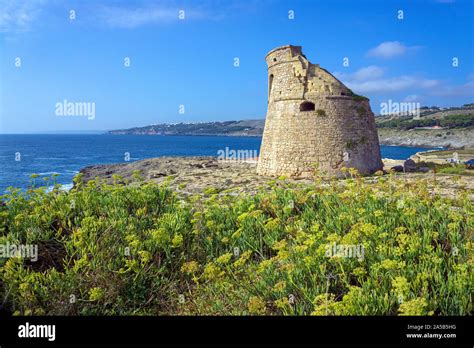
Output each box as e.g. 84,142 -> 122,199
0,0 -> 473,133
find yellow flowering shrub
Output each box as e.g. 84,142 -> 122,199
248,296 -> 266,315
0,171 -> 472,315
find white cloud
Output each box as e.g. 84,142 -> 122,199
99,5 -> 207,28
335,66 -> 474,101
431,78 -> 474,97
348,76 -> 438,93
367,41 -> 420,59
334,66 -> 439,94
351,65 -> 384,81
0,0 -> 46,33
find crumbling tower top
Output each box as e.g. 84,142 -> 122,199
265,45 -> 352,102
265,45 -> 305,67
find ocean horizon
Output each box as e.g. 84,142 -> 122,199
0,134 -> 442,193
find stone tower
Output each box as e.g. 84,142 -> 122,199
257,45 -> 383,177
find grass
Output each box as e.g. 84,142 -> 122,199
437,165 -> 474,176
422,149 -> 474,157
377,114 -> 474,130
0,171 -> 472,316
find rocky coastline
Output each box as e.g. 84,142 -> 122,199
79,156 -> 473,200
377,128 -> 474,149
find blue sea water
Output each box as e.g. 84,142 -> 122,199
0,134 -> 441,193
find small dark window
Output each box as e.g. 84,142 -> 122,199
300,101 -> 315,112
273,58 -> 277,62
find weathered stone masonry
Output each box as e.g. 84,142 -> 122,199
257,45 -> 383,177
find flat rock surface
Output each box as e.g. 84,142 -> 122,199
79,156 -> 474,201
80,157 -> 313,195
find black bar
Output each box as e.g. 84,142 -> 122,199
0,316 -> 472,346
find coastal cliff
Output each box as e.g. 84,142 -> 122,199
377,127 -> 474,148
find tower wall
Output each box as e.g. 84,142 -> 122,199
257,45 -> 383,177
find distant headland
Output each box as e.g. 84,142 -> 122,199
108,104 -> 474,149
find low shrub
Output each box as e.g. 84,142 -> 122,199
0,173 -> 472,315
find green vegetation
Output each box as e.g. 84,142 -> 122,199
0,172 -> 472,315
377,114 -> 474,130
352,95 -> 368,102
437,164 -> 474,176
440,114 -> 474,128
427,149 -> 474,156
316,109 -> 327,117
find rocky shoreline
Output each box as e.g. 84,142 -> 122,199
377,128 -> 474,149
79,156 -> 474,200
80,157 -> 280,195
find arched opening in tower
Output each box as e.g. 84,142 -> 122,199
299,101 -> 315,112
268,74 -> 274,99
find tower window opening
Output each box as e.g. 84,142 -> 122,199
300,101 -> 315,112
273,58 -> 277,62
269,74 -> 274,98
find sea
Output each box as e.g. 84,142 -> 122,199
0,134 -> 442,194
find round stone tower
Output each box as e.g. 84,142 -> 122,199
257,45 -> 383,177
